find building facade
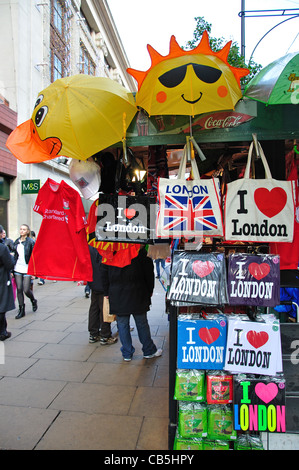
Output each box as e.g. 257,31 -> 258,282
0,0 -> 135,240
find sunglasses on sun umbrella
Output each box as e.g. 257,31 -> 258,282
158,63 -> 223,88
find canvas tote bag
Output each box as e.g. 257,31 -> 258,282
156,149 -> 224,238
225,140 -> 296,243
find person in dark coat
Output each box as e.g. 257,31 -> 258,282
103,247 -> 162,361
87,245 -> 117,345
0,225 -> 16,340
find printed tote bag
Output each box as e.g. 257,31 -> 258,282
156,149 -> 224,238
225,140 -> 295,243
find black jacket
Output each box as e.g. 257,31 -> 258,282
0,240 -> 16,312
13,236 -> 35,264
102,248 -> 154,316
87,245 -> 105,294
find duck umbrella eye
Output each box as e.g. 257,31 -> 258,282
35,106 -> 48,127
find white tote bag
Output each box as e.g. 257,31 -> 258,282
225,141 -> 295,242
156,149 -> 224,238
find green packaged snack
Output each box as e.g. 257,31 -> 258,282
173,431 -> 203,450
207,405 -> 237,441
178,402 -> 208,438
203,439 -> 230,450
234,434 -> 264,450
174,369 -> 205,402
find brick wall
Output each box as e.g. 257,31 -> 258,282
0,103 -> 17,177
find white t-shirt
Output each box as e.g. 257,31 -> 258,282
15,242 -> 28,274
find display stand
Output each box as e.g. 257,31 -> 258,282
167,244 -> 291,450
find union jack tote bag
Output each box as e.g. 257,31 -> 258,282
156,150 -> 224,238
225,140 -> 296,243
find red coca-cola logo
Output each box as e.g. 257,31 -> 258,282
195,112 -> 253,130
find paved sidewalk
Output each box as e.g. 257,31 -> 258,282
0,278 -> 169,450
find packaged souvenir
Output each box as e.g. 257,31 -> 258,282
178,402 -> 208,438
202,439 -> 230,450
234,434 -> 264,450
206,371 -> 233,404
174,369 -> 205,402
207,405 -> 237,440
173,431 -> 203,450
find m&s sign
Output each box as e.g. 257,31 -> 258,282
21,180 -> 40,194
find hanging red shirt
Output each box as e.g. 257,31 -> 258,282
28,178 -> 93,281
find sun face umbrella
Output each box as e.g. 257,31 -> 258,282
244,51 -> 299,105
127,31 -> 249,117
6,74 -> 137,163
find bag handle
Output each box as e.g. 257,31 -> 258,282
244,140 -> 272,179
177,144 -> 201,180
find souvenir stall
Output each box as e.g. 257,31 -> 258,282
6,33 -> 299,451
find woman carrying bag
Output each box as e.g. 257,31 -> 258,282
13,224 -> 37,319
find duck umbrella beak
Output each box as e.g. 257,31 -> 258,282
6,119 -> 62,164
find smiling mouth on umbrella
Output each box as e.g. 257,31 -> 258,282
181,92 -> 203,104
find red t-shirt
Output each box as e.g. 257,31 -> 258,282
28,178 -> 93,281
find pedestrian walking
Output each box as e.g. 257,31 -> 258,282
88,245 -> 117,345
0,225 -> 15,340
103,246 -> 162,361
13,224 -> 37,318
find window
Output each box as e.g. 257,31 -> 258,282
50,0 -> 69,82
53,0 -> 63,36
79,43 -> 95,76
53,54 -> 63,81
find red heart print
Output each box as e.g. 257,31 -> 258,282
124,208 -> 136,219
198,327 -> 220,345
192,260 -> 215,278
248,262 -> 270,280
255,383 -> 278,404
247,330 -> 269,349
254,187 -> 287,218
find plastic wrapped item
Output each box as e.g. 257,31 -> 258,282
227,253 -> 280,307
234,434 -> 264,450
174,369 -> 205,402
202,439 -> 230,450
206,371 -> 233,404
168,251 -> 228,306
173,431 -> 203,450
207,405 -> 237,441
177,315 -> 227,370
178,402 -> 208,438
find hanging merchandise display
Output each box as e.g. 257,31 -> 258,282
177,315 -> 227,370
225,138 -> 296,243
156,145 -> 223,238
227,253 -> 280,307
69,158 -> 101,200
95,193 -> 156,244
168,251 -> 228,305
6,75 -> 137,163
27,178 -> 92,282
224,316 -> 283,376
233,375 -> 286,433
86,199 -> 141,267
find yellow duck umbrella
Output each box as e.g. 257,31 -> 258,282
127,31 -> 249,117
6,74 -> 137,164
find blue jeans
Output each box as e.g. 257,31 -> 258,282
116,313 -> 157,359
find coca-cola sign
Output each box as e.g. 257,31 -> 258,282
190,112 -> 254,131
